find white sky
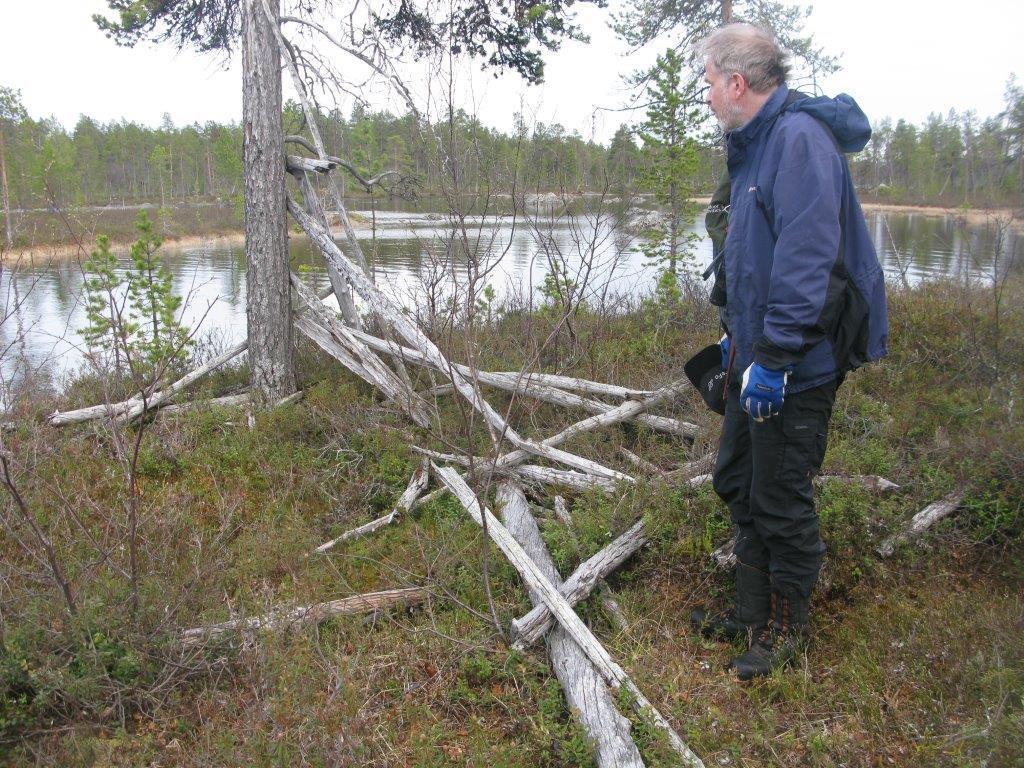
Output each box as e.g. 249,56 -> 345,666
1,0 -> 1021,144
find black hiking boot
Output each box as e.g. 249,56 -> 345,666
690,562 -> 770,642
728,585 -> 810,681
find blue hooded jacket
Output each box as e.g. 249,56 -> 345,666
723,86 -> 888,393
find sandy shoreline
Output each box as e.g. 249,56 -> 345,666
3,200 -> 1019,266
2,230 -> 249,267
859,201 -> 1021,231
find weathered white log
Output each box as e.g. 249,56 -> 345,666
687,474 -> 713,488
434,465 -> 702,767
410,448 -> 623,493
618,447 -> 663,476
494,372 -> 651,400
285,154 -> 335,174
297,314 -> 371,377
422,383 -> 456,397
877,492 -> 964,557
180,586 -> 427,646
552,495 -> 572,526
314,461 -> 429,553
666,451 -> 718,481
48,339 -> 250,426
516,465 -> 620,492
48,394 -> 143,425
159,393 -> 251,414
347,328 -> 697,438
297,316 -> 418,426
551,495 -> 629,633
817,474 -> 901,493
497,482 -> 645,768
292,274 -> 432,428
511,517 -> 648,647
415,372 -> 701,508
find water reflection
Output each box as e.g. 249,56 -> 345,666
1,204 -> 1019,388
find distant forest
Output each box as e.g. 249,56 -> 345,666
1,82 -> 1022,211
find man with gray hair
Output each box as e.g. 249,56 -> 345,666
689,23 -> 888,679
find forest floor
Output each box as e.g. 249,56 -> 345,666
3,196 -> 1021,264
0,273 -> 1021,766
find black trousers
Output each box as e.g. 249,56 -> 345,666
712,377 -> 839,598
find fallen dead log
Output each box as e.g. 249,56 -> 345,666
49,340 -> 250,426
434,465 -> 702,767
313,461 -> 429,554
816,474 -> 901,493
497,482 -> 645,768
516,465 -> 621,492
411,448 -> 623,494
511,517 -> 648,647
421,383 -> 455,397
126,392 -> 250,416
877,492 -> 964,557
492,372 -> 651,400
180,587 -> 427,647
666,451 -> 717,481
291,169 -> 362,328
347,328 -> 697,439
618,447 -> 663,476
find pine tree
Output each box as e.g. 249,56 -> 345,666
637,49 -> 702,281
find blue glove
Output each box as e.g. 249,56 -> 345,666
720,334 -> 730,371
740,363 -> 789,421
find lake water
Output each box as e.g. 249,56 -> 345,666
2,201 -> 1019,388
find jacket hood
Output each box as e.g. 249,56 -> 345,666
788,93 -> 872,153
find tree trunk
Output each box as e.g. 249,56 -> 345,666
242,0 -> 295,403
1,127 -> 12,249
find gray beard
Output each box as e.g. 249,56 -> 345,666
719,101 -> 747,133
